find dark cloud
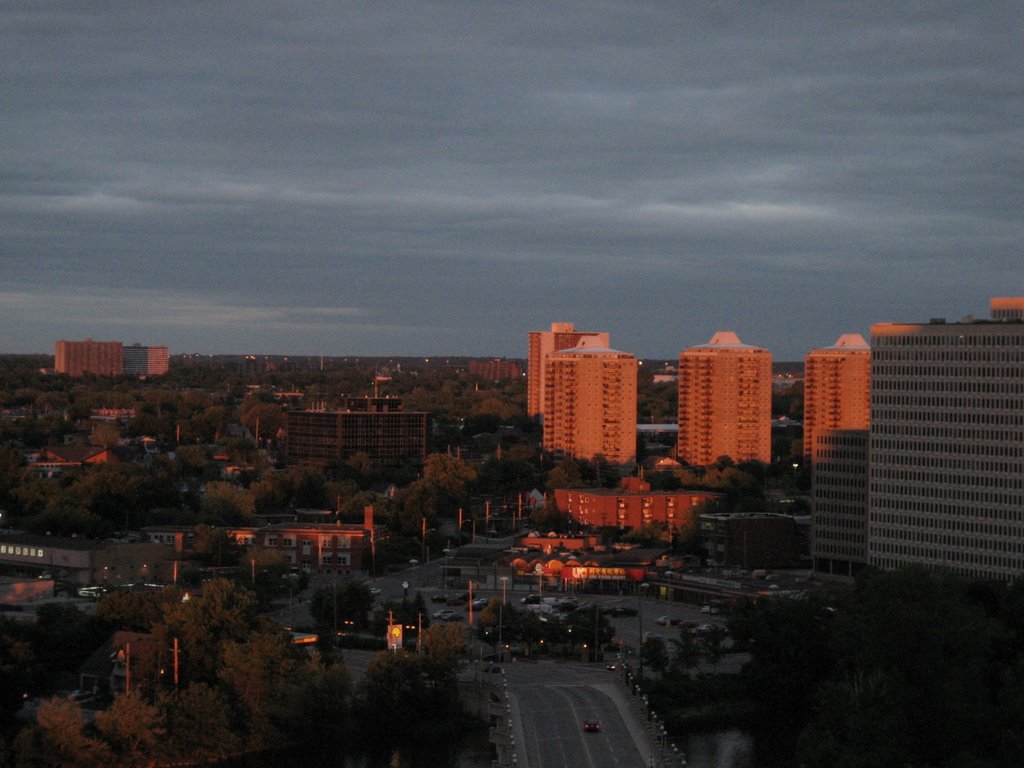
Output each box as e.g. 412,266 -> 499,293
1,1 -> 1021,359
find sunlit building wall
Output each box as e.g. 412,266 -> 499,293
527,322 -> 609,419
55,339 -> 123,377
868,299 -> 1024,581
122,344 -> 170,375
803,334 -> 871,457
555,478 -> 721,531
677,332 -> 772,466
542,339 -> 637,465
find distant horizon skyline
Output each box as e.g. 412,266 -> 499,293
3,3 -> 1020,361
1,301 -> 1014,364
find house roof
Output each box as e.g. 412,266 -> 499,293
36,445 -> 113,464
79,631 -> 155,682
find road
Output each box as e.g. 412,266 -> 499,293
504,661 -> 661,768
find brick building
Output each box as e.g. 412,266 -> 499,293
55,339 -> 123,376
697,512 -> 805,569
554,477 -> 721,532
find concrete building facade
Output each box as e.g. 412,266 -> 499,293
803,334 -> 871,458
868,299 -> 1024,581
811,429 -> 869,579
541,339 -> 637,465
285,397 -> 428,469
122,344 -> 170,375
55,339 -> 123,376
677,332 -> 772,466
527,322 -> 609,419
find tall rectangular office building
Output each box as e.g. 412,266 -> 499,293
868,299 -> 1024,581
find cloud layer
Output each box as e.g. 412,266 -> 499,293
2,2 -> 1021,359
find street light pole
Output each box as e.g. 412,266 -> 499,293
638,582 -> 649,680
498,575 -> 509,662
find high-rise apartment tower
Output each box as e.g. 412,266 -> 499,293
527,322 -> 609,419
122,344 -> 170,376
55,339 -> 123,377
542,339 -> 637,465
803,334 -> 871,457
677,332 -> 772,466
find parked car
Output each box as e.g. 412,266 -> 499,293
471,597 -> 489,609
655,615 -> 672,626
432,609 -> 460,621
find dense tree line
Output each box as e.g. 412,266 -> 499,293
0,578 -> 471,767
641,568 -> 1024,768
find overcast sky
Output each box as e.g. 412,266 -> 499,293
2,2 -> 1021,361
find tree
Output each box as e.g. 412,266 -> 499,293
420,622 -> 466,686
159,683 -> 240,763
157,578 -> 260,686
239,397 -> 284,445
815,568 -> 1001,766
192,524 -> 245,568
668,628 -> 701,676
29,604 -> 109,677
12,698 -> 111,768
89,422 -> 121,450
219,629 -> 301,749
309,581 -> 374,632
94,691 -> 164,767
735,593 -> 836,723
641,635 -> 669,675
96,588 -> 184,632
698,625 -> 728,672
287,658 -> 354,744
0,621 -> 36,722
199,481 -> 255,524
544,459 -> 585,492
357,652 -> 433,739
621,523 -> 670,548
